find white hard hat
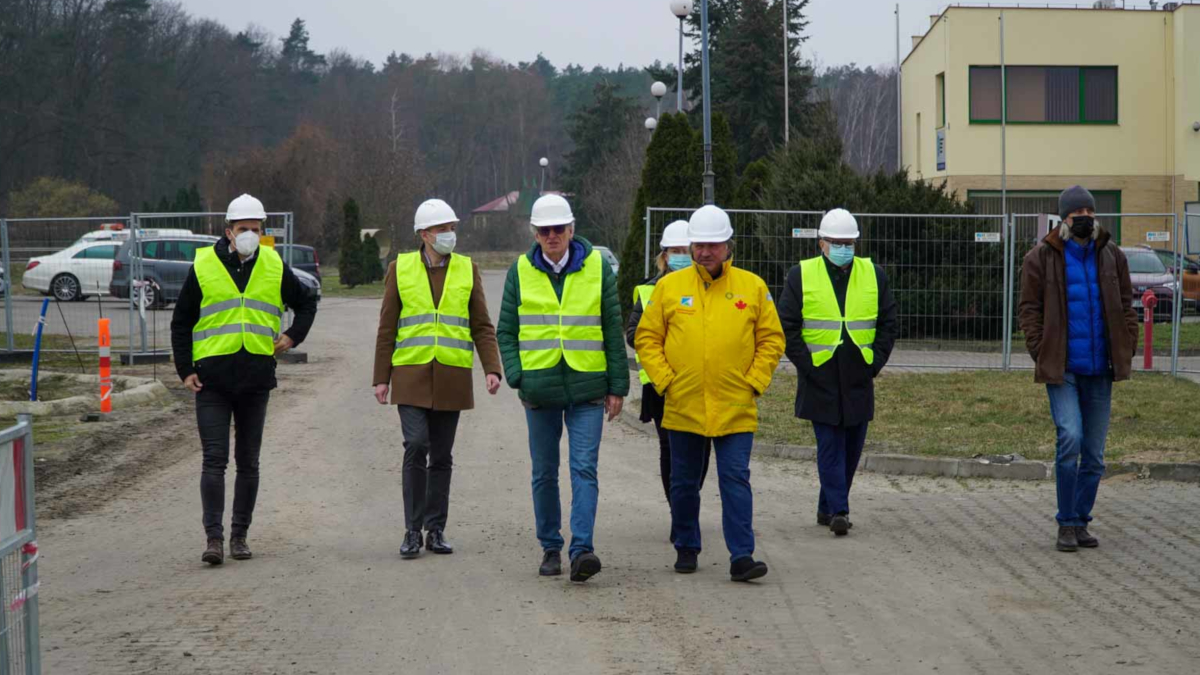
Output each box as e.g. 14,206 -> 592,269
818,208 -> 860,240
414,199 -> 458,232
660,220 -> 691,248
530,194 -> 574,227
687,205 -> 734,243
226,194 -> 266,222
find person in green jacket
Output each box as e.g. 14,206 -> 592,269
497,194 -> 629,583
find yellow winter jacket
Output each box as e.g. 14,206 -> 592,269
634,259 -> 785,437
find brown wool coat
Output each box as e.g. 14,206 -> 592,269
372,252 -> 503,410
1018,227 -> 1139,384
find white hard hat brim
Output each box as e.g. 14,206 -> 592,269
817,229 -> 861,240
689,234 -> 733,243
532,218 -> 575,228
414,218 -> 459,231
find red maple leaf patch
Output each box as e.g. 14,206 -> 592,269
735,300 -> 747,311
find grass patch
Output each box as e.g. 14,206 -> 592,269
467,250 -> 524,271
757,370 -> 1200,463
320,267 -> 386,299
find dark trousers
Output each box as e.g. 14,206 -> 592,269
399,405 -> 461,533
812,422 -> 868,517
198,388 -> 270,540
652,417 -> 710,503
668,431 -> 756,562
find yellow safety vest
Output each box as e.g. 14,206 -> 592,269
800,256 -> 878,367
632,284 -> 655,385
192,245 -> 284,362
517,251 -> 606,373
391,251 -> 474,368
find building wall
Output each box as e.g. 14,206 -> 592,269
903,7 -> 1190,178
1176,6 -> 1200,184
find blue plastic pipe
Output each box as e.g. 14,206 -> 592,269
29,297 -> 49,401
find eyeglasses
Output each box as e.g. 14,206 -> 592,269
537,225 -> 569,236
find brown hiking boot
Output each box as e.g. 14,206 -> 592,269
230,537 -> 252,560
202,538 -> 224,565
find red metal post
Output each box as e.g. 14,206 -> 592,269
1142,290 -> 1158,371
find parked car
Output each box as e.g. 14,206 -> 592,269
0,265 -> 6,296
22,240 -> 124,301
291,267 -> 322,304
1122,247 -> 1177,322
274,244 -> 321,281
594,245 -> 620,275
73,228 -> 194,247
1139,245 -> 1200,312
110,235 -> 219,308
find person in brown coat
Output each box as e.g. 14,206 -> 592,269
373,199 -> 503,559
1018,185 -> 1138,554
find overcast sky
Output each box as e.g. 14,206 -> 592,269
177,0 -> 949,72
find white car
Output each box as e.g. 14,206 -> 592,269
23,241 -> 123,301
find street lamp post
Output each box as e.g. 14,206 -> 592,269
670,1 -> 693,113
539,157 -> 549,193
651,81 -> 667,118
699,0 -> 714,204
645,117 -> 658,138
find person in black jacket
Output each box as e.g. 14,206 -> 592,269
624,220 -> 709,543
170,195 -> 318,565
777,209 -> 897,537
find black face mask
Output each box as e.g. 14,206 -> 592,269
1069,215 -> 1095,240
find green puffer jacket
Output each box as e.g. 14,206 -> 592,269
497,237 -> 630,407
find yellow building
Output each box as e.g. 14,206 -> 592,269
902,3 -> 1200,244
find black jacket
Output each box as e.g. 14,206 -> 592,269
777,256 -> 898,427
625,273 -> 666,423
170,238 -> 318,394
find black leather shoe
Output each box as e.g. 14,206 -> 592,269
1075,526 -> 1099,548
830,515 -> 851,536
817,512 -> 832,527
426,530 -> 454,555
674,549 -> 699,574
1056,526 -> 1079,552
730,557 -> 768,582
539,550 -> 562,577
569,552 -> 602,582
201,538 -> 224,565
229,537 -> 252,560
400,530 -> 423,559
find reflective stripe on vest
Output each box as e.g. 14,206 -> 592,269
391,251 -> 475,368
633,284 -> 655,385
799,256 -> 878,368
516,251 -> 606,373
192,245 -> 284,362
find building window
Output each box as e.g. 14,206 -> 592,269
967,190 -> 1122,240
969,66 -> 1117,124
936,73 -> 946,128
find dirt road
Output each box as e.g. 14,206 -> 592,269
34,271 -> 1200,674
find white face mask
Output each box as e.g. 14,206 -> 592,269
234,230 -> 260,256
431,231 -> 456,255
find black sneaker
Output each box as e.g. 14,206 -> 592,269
674,549 -> 699,574
539,550 -> 562,577
229,537 -> 252,560
1056,526 -> 1079,552
730,556 -> 768,582
569,552 -> 602,582
201,538 -> 224,565
830,515 -> 851,537
1075,526 -> 1098,548
400,530 -> 422,559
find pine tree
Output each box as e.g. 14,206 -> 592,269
360,234 -> 383,284
562,80 -> 640,231
339,198 -> 364,288
188,184 -> 203,212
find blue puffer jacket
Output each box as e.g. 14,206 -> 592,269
1064,239 -> 1110,376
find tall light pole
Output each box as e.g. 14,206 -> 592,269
539,157 -> 549,193
700,0 -> 714,204
651,81 -> 667,118
783,0 -> 789,145
670,1 -> 693,113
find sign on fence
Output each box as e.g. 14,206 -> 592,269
1146,231 -> 1171,243
974,232 -> 1001,244
791,228 -> 818,239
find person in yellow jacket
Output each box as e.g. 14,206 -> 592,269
634,205 -> 785,582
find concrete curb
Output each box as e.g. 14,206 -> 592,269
0,372 -> 172,416
618,408 -> 1200,484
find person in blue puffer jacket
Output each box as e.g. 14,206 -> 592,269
1063,231 -> 1110,378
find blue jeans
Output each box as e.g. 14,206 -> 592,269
668,431 -> 756,562
1046,373 -> 1112,527
525,402 -> 604,560
812,422 -> 868,517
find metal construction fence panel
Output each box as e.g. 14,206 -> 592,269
645,208 -> 1010,370
646,208 -> 1192,376
0,213 -> 296,369
0,415 -> 41,675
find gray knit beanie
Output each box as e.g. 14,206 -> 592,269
1058,185 -> 1096,220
